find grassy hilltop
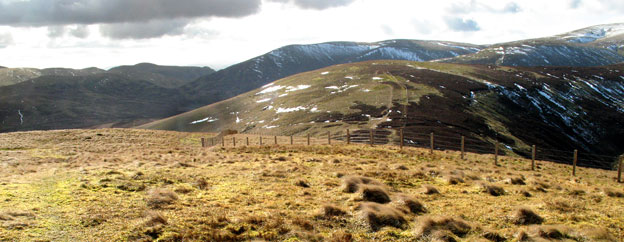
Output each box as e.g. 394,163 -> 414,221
0,129 -> 622,241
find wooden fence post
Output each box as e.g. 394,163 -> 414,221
531,145 -> 536,171
494,142 -> 499,165
260,136 -> 263,146
430,132 -> 434,155
346,129 -> 350,145
246,137 -> 249,146
201,138 -> 206,148
233,137 -> 236,147
328,131 -> 331,145
618,156 -> 623,183
618,155 -> 624,183
370,130 -> 374,147
221,136 -> 225,147
274,136 -> 277,145
573,149 -> 578,176
461,136 -> 465,160
290,135 -> 293,145
400,128 -> 404,150
307,134 -> 310,146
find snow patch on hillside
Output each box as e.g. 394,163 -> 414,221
276,106 -> 307,113
561,23 -> 624,43
257,85 -> 284,95
190,117 -> 218,124
286,85 -> 310,92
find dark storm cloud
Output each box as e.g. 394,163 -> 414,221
100,19 -> 188,39
268,0 -> 356,10
0,0 -> 262,26
444,17 -> 480,32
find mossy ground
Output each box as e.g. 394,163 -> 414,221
0,129 -> 622,241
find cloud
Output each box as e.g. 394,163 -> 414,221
569,0 -> 582,8
100,19 -> 188,39
0,0 -> 262,26
47,26 -> 66,38
268,0 -> 356,10
444,17 -> 480,32
0,32 -> 13,48
46,25 -> 90,38
447,1 -> 521,14
412,20 -> 433,35
70,25 -> 89,38
381,25 -> 394,35
503,2 -> 521,13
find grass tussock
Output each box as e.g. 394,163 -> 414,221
295,179 -> 310,188
445,175 -> 465,185
393,195 -> 427,214
479,183 -> 505,196
508,177 -> 526,185
510,207 -> 543,225
603,187 -> 624,197
482,231 -> 506,242
356,202 -> 407,231
421,185 -> 440,195
359,185 -> 391,204
146,188 -> 178,208
342,175 -> 384,193
318,204 -> 348,219
414,216 -> 472,238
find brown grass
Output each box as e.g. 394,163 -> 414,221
479,183 -> 505,196
393,195 -> 426,214
318,204 -> 348,219
603,187 -> 624,197
414,216 -> 472,238
421,184 -> 440,195
341,175 -> 384,193
356,202 -> 407,231
146,188 -> 178,208
359,185 -> 391,203
1,129 -> 623,241
510,207 -> 543,225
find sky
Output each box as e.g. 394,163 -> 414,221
0,0 -> 623,70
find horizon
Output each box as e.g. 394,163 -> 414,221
0,0 -> 623,70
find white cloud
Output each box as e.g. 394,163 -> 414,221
0,32 -> 12,48
0,0 -> 623,69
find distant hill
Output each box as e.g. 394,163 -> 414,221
0,73 -> 186,132
0,67 -> 105,87
143,60 -> 624,168
109,63 -> 215,88
180,40 -> 483,110
439,23 -> 624,66
0,63 -> 215,132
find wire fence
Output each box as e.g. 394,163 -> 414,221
199,128 -> 624,182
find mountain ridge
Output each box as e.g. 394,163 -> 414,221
143,60 -> 624,169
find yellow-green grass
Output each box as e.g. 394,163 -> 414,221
1,129 -> 622,241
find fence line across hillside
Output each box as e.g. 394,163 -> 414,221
199,128 -> 624,184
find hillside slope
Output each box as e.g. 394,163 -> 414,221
180,40 -> 483,110
0,67 -> 106,87
108,63 -> 215,88
0,74 -> 186,132
440,23 -> 624,66
143,60 -> 624,168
